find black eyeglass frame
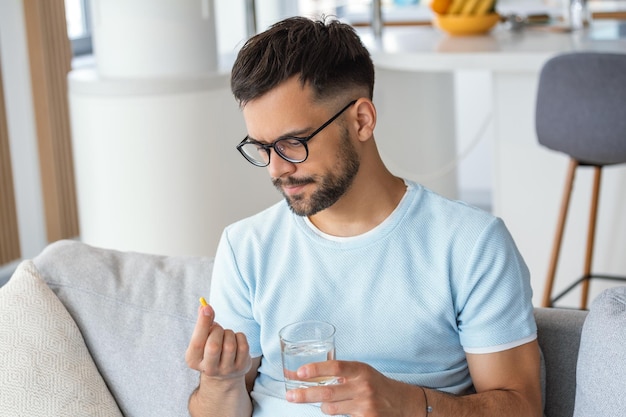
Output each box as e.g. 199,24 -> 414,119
236,100 -> 357,167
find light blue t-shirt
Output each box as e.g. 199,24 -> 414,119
209,180 -> 536,417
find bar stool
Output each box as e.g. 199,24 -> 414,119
536,52 -> 626,309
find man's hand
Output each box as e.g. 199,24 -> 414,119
185,303 -> 259,417
185,303 -> 253,381
285,360 -> 423,417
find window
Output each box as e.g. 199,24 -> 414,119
65,0 -> 92,56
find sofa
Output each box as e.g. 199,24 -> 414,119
0,239 -> 624,416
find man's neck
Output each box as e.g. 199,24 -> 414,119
307,174 -> 406,237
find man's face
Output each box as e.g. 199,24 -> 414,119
273,126 -> 360,216
242,78 -> 360,217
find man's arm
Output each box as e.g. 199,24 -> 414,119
421,339 -> 542,417
286,340 -> 542,417
186,304 -> 262,417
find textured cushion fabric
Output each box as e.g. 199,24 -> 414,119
0,260 -> 124,416
32,240 -> 214,417
534,308 -> 588,417
573,286 -> 626,416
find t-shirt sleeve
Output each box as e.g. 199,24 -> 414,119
209,229 -> 263,357
455,217 -> 537,353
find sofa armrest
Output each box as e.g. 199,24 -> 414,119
534,307 -> 588,417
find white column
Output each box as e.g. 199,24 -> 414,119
70,0 -> 279,257
90,0 -> 218,77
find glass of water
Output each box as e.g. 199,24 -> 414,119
279,320 -> 338,390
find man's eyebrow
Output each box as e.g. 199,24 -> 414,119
247,127 -> 313,144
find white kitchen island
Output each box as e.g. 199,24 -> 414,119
358,20 -> 626,307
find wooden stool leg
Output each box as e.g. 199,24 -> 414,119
581,166 -> 602,310
542,159 -> 579,307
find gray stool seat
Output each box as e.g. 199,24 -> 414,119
536,52 -> 626,309
536,52 -> 626,166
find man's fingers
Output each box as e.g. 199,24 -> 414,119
203,327 -> 252,379
185,304 -> 252,379
298,360 -> 346,380
287,382 -> 347,405
218,329 -> 238,367
235,332 -> 252,370
185,304 -> 216,369
203,323 -> 225,373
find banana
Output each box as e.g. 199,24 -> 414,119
474,0 -> 496,15
460,0 -> 482,15
447,0 -> 467,14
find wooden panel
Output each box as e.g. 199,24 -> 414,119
0,55 -> 22,265
23,0 -> 79,242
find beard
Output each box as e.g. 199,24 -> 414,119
273,128 -> 360,217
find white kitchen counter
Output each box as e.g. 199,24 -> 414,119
358,20 -> 626,307
359,20 -> 626,71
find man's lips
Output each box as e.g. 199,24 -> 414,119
281,183 -> 307,196
274,179 -> 313,196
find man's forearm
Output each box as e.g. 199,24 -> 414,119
421,386 -> 542,417
189,375 -> 253,417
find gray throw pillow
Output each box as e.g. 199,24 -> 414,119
573,286 -> 626,416
33,240 -> 213,417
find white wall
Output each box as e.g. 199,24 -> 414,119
454,71 -> 493,210
374,68 -> 459,199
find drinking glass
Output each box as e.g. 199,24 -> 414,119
279,320 -> 338,390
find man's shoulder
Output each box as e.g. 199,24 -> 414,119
410,182 -> 497,226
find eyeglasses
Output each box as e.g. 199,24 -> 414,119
236,100 -> 357,167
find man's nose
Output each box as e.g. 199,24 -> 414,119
266,150 -> 296,178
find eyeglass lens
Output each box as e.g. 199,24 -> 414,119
239,138 -> 307,167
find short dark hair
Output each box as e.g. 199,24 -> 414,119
231,16 -> 375,106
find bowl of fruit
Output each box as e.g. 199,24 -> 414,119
431,0 -> 500,36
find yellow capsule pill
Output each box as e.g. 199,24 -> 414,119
199,297 -> 208,307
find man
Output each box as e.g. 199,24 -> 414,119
186,16 -> 542,417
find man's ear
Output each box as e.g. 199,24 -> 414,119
353,98 -> 376,142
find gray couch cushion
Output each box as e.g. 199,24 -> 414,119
534,307 -> 588,417
33,240 -> 213,417
573,286 -> 626,416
